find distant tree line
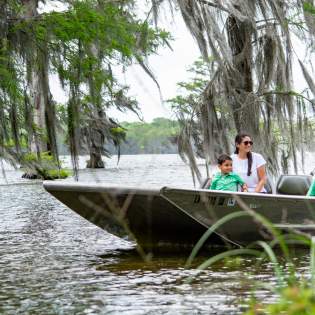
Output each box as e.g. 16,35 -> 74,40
119,118 -> 179,154
58,118 -> 180,155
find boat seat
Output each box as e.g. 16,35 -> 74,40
276,174 -> 312,195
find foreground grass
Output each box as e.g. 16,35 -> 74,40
184,201 -> 315,315
245,285 -> 315,315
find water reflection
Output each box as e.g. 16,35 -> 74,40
91,250 -> 274,314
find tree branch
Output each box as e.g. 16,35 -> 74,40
197,0 -> 230,14
259,90 -> 314,104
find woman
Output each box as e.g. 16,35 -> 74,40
232,133 -> 267,193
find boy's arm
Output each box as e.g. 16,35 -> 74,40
234,174 -> 247,192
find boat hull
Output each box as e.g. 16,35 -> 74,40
43,182 -> 225,250
44,182 -> 315,249
161,187 -> 315,245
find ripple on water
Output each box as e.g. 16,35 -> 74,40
0,155 -> 312,314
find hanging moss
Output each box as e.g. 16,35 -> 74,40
153,0 -> 315,179
0,0 -> 171,176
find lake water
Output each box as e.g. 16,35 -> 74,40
0,154 -> 311,314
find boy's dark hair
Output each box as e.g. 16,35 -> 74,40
217,154 -> 232,165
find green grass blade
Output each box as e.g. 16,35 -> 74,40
185,210 -> 248,267
311,236 -> 315,288
257,241 -> 285,288
234,195 -> 290,263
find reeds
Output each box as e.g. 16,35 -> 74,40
184,194 -> 315,314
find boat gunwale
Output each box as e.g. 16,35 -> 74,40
43,181 -> 160,195
43,181 -> 315,201
161,187 -> 315,201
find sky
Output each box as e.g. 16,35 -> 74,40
110,15 -> 200,122
111,39 -> 200,122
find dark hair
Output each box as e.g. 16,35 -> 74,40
234,133 -> 252,176
217,154 -> 232,165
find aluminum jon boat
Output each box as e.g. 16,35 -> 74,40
43,174 -> 315,250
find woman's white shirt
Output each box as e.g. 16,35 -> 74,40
231,152 -> 266,192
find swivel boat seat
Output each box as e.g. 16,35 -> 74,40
276,174 -> 313,195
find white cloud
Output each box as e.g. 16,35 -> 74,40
109,14 -> 200,122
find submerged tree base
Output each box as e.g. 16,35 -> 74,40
86,159 -> 105,168
22,168 -> 71,180
20,152 -> 71,180
22,172 -> 41,180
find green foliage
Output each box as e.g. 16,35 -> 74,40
0,0 -> 171,173
109,125 -> 127,148
182,198 -> 315,314
119,118 -> 179,154
13,0 -> 170,92
303,2 -> 315,15
167,58 -> 213,117
243,236 -> 315,314
23,151 -> 54,163
245,285 -> 315,315
45,168 -> 72,180
111,127 -> 125,135
110,126 -> 126,141
0,41 -> 23,100
21,151 -> 70,179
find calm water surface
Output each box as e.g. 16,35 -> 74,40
0,154 -> 310,314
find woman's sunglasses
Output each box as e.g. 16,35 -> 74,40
242,141 -> 253,146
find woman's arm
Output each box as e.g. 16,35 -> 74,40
235,174 -> 248,192
255,165 -> 267,193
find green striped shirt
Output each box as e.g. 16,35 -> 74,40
210,172 -> 245,192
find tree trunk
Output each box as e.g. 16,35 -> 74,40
226,15 -> 259,138
86,127 -> 105,168
20,0 -> 48,154
86,151 -> 105,168
30,69 -> 48,154
86,42 -> 105,168
19,0 -> 58,178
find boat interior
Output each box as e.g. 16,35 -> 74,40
201,174 -> 313,196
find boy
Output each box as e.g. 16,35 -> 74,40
210,154 -> 248,192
